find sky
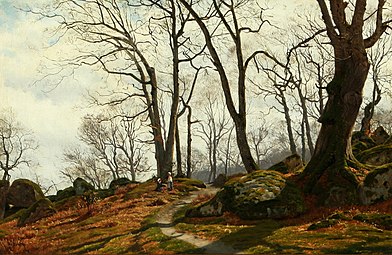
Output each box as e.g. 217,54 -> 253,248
0,0 -> 315,191
0,0 -> 91,190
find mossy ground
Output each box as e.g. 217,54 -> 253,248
176,199 -> 392,254
1,178 -> 391,254
0,178 -> 202,255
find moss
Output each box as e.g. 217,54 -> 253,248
308,219 -> 339,230
175,178 -> 206,189
124,181 -> 153,200
18,198 -> 56,226
2,208 -> 27,223
356,143 -> 392,165
217,170 -> 305,219
0,229 -> 8,238
143,227 -> 202,254
109,177 -> 136,189
363,164 -> 391,186
56,186 -> 76,201
353,213 -> 392,230
95,188 -> 114,199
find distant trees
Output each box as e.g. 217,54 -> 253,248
0,109 -> 38,181
63,112 -> 150,186
197,94 -> 231,182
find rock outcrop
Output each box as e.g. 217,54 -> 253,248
109,178 -> 133,189
7,179 -> 45,208
17,198 -> 56,227
73,177 -> 94,195
359,164 -> 392,205
187,170 -> 305,219
269,154 -> 304,174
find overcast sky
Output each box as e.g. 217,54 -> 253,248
0,0 -> 92,189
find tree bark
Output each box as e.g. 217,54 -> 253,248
303,43 -> 369,205
302,0 -> 389,205
175,122 -> 183,177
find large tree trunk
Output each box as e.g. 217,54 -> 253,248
234,118 -> 259,172
146,67 -> 165,178
175,122 -> 183,177
302,45 -> 369,205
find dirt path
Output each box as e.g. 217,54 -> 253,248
156,186 -> 242,254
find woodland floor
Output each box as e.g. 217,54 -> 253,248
0,180 -> 391,254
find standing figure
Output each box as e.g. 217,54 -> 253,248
167,172 -> 173,191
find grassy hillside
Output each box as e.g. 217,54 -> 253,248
0,179 -> 391,254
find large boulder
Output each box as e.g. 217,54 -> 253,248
356,144 -> 392,166
7,179 -> 45,208
17,198 -> 56,227
269,154 -> 304,174
73,177 -> 94,195
0,180 -> 10,219
359,164 -> 392,205
187,170 -> 305,219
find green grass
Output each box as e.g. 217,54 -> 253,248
142,227 -> 203,254
174,213 -> 392,254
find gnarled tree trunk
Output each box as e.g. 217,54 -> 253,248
302,0 -> 389,206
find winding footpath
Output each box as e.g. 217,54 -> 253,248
156,186 -> 241,254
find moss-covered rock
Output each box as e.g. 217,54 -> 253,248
359,164 -> 392,205
0,180 -> 9,219
109,178 -> 136,189
187,170 -> 305,219
175,178 -> 206,189
17,198 -> 56,227
96,189 -> 115,199
269,154 -> 304,174
73,177 -> 94,195
56,186 -> 76,201
6,179 -> 45,208
356,144 -> 392,166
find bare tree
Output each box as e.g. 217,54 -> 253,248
360,34 -> 392,135
63,147 -> 111,189
0,109 -> 38,181
247,119 -> 271,167
302,0 -> 392,204
31,0 -> 206,179
197,94 -> 231,182
178,0 -> 276,173
75,112 -> 150,182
